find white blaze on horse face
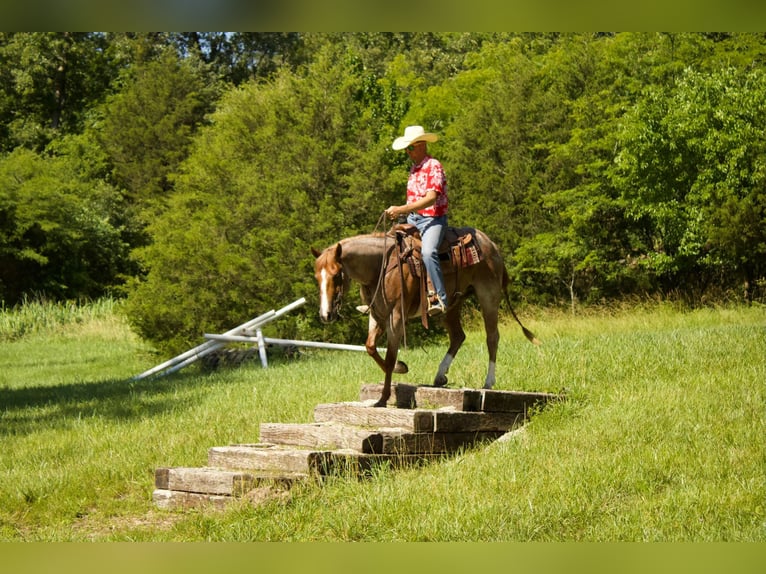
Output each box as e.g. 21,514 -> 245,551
319,268 -> 332,320
483,361 -> 496,389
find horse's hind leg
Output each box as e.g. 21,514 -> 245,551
478,295 -> 501,389
433,302 -> 466,387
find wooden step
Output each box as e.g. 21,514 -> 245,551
313,449 -> 447,476
314,402 -> 526,433
206,443 -> 447,477
259,421 -> 384,453
481,389 -> 561,413
154,466 -> 305,496
358,382 -> 419,408
153,483 -> 292,511
208,444 -> 325,474
360,383 -> 561,413
313,402 -> 436,432
433,410 -> 525,433
359,383 -> 483,411
153,489 -> 231,511
260,421 -> 506,455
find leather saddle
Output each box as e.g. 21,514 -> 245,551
386,223 -> 484,328
390,223 -> 483,274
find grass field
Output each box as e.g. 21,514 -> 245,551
0,298 -> 763,541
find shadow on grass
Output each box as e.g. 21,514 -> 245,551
0,371 -> 209,436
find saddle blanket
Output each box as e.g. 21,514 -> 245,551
393,224 -> 483,269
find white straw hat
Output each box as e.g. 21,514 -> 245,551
392,125 -> 439,150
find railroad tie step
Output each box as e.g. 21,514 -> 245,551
360,382 -> 561,414
259,421 -> 506,455
152,465 -> 302,510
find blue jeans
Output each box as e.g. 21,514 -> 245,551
408,213 -> 448,306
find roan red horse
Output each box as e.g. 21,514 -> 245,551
312,225 -> 539,407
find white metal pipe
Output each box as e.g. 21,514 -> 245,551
256,328 -> 268,368
133,309 -> 276,380
133,297 -> 307,379
203,333 -> 379,353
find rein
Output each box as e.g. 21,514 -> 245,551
368,210 -> 412,349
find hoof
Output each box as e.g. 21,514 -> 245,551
433,375 -> 448,388
393,361 -> 408,374
373,399 -> 388,408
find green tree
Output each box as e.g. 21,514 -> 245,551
96,49 -> 219,213
616,66 -> 766,300
0,32 -> 117,152
124,43 -> 398,353
0,138 -> 130,304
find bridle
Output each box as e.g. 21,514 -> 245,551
329,264 -> 345,318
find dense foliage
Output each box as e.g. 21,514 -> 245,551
1,32 -> 764,351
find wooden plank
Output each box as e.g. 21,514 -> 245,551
207,444 -> 321,474
378,430 -> 507,454
433,410 -> 526,433
259,422 -> 384,454
311,449 -> 447,477
154,466 -> 303,496
359,384 -> 484,411
259,422 -> 503,455
153,489 -> 231,511
359,383 -> 418,408
480,389 -> 560,413
415,387 -> 483,411
154,467 -> 252,496
313,402 -> 434,432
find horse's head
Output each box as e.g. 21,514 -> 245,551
311,242 -> 346,323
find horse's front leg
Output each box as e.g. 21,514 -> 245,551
373,314 -> 406,408
374,345 -> 401,407
365,314 -> 408,375
365,315 -> 387,372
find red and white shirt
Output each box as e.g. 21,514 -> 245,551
407,155 -> 448,217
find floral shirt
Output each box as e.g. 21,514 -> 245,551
407,155 -> 448,217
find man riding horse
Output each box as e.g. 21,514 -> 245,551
312,125 -> 539,407
385,126 -> 449,317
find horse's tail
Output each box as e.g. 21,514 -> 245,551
502,267 -> 541,346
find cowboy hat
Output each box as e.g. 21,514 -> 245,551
392,125 -> 439,151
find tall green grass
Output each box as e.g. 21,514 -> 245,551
0,299 -> 763,541
0,296 -> 123,341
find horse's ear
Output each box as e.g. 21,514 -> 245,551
311,247 -> 321,258
334,242 -> 342,260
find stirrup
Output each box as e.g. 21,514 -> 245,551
427,297 -> 446,317
356,305 -> 370,314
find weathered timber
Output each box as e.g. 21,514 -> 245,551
259,421 -> 384,453
480,389 -> 561,413
359,383 -> 418,408
358,384 -> 557,413
207,444 -> 323,475
312,449 -> 447,477
378,429 -> 507,454
260,421 -> 505,455
153,489 -> 231,511
313,402 -> 435,432
415,387 -> 483,411
155,467 -> 254,496
155,466 -> 303,496
433,410 -> 526,433
360,383 -> 483,411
